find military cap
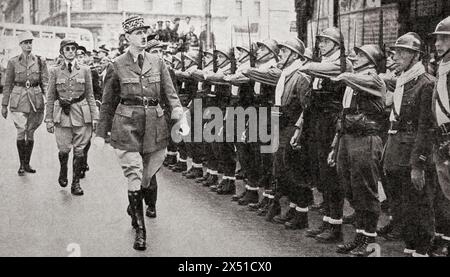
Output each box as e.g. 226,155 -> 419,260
432,16 -> 450,36
60,39 -> 79,50
317,27 -> 343,46
18,31 -> 34,44
277,38 -> 306,57
354,44 -> 385,70
256,39 -> 280,58
122,15 -> 150,34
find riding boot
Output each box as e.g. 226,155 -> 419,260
284,210 -> 309,230
58,152 -> 69,187
16,140 -> 26,176
71,155 -> 84,196
23,140 -> 36,173
337,232 -> 364,254
217,179 -> 236,195
315,223 -> 343,243
128,190 -> 146,251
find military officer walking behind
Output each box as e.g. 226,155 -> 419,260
45,39 -> 99,196
95,16 -> 184,251
1,31 -> 48,176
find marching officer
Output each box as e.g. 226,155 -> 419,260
96,16 -> 184,251
382,32 -> 435,257
1,31 -> 48,176
332,45 -> 387,256
431,16 -> 450,257
45,39 -> 99,196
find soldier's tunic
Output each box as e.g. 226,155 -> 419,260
431,59 -> 450,244
336,68 -> 386,235
2,53 -> 48,140
301,50 -> 352,224
97,51 -> 182,190
383,62 -> 435,254
45,60 -> 99,155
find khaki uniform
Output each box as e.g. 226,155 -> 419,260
97,51 -> 182,190
45,61 -> 99,156
2,53 -> 48,140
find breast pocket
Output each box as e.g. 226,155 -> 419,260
14,66 -> 26,82
56,79 -> 67,93
122,78 -> 141,96
143,73 -> 161,96
74,78 -> 86,92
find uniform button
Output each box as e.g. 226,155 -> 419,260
141,76 -> 145,79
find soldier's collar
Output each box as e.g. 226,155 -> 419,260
19,53 -> 35,62
61,59 -> 80,70
128,49 -> 146,63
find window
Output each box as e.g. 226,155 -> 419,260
236,0 -> 243,17
174,0 -> 183,14
145,0 -> 154,11
83,0 -> 93,10
4,29 -> 13,36
55,32 -> 66,39
254,1 -> 261,17
107,0 -> 119,10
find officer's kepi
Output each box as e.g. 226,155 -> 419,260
18,31 -> 34,44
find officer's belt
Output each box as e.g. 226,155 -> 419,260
120,96 -> 159,107
388,121 -> 417,134
58,95 -> 86,115
14,81 -> 40,88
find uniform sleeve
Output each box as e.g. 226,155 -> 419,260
40,58 -> 49,94
160,58 -> 183,120
410,80 -> 435,170
91,70 -> 102,101
84,67 -> 99,121
96,63 -> 121,138
338,72 -> 386,99
244,66 -> 282,86
2,59 -> 15,107
44,67 -> 57,123
300,59 -> 352,79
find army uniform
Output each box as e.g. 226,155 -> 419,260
383,33 -> 435,256
45,40 -> 99,196
2,31 -> 48,176
431,17 -> 450,256
334,45 -> 386,256
97,16 -> 183,251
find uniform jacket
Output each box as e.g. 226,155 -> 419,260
45,60 -> 99,127
97,51 -> 182,154
2,53 -> 48,113
383,72 -> 435,171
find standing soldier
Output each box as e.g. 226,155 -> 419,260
45,39 -> 99,196
1,31 -> 48,176
382,32 -> 435,257
431,16 -> 450,257
332,45 -> 387,256
300,27 -> 352,243
95,16 -> 184,251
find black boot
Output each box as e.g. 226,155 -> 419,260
232,190 -> 246,202
306,221 -> 330,238
185,167 -> 203,179
265,199 -> 281,222
285,211 -> 309,230
429,236 -> 448,257
142,176 -> 157,218
238,189 -> 259,206
315,224 -> 343,243
58,152 -> 69,187
217,179 -> 236,195
196,172 -> 210,183
172,161 -> 187,172
273,207 -> 296,224
203,174 -> 218,187
23,140 -> 36,173
128,191 -> 146,251
210,177 -> 223,192
80,141 -> 91,179
16,140 -> 26,176
343,212 -> 355,225
336,233 -> 364,254
256,197 -> 271,216
350,235 -> 376,257
71,156 -> 84,196
249,196 -> 268,211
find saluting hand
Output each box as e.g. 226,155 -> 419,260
1,106 -> 7,119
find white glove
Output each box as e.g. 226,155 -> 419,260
178,116 -> 190,136
93,136 -> 105,148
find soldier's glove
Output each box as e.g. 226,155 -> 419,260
46,122 -> 55,134
1,105 -> 7,119
59,99 -> 72,115
327,149 -> 336,168
93,136 -> 105,148
290,128 -> 302,151
411,168 -> 425,191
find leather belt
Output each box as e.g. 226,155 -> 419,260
120,96 -> 159,107
14,81 -> 39,88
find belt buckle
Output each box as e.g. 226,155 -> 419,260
25,80 -> 31,89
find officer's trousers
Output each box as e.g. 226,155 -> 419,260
55,124 -> 92,157
337,134 -> 383,234
385,168 -> 435,253
11,111 -> 43,141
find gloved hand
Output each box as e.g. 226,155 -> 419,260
46,122 -> 55,134
327,150 -> 336,167
178,116 -> 190,136
411,168 -> 425,191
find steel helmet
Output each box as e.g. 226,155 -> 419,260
317,27 -> 343,46
432,16 -> 450,36
354,44 -> 385,69
391,32 -> 423,53
277,37 -> 306,57
18,31 -> 34,44
256,39 -> 280,58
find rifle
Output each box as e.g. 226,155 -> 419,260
181,50 -> 186,72
212,43 -> 218,73
198,41 -> 204,70
337,2 -> 347,73
312,0 -> 322,62
247,18 -> 256,68
378,6 -> 387,73
230,27 -> 237,74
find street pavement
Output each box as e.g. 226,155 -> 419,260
0,95 -> 405,257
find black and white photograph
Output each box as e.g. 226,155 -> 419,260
0,0 -> 449,261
